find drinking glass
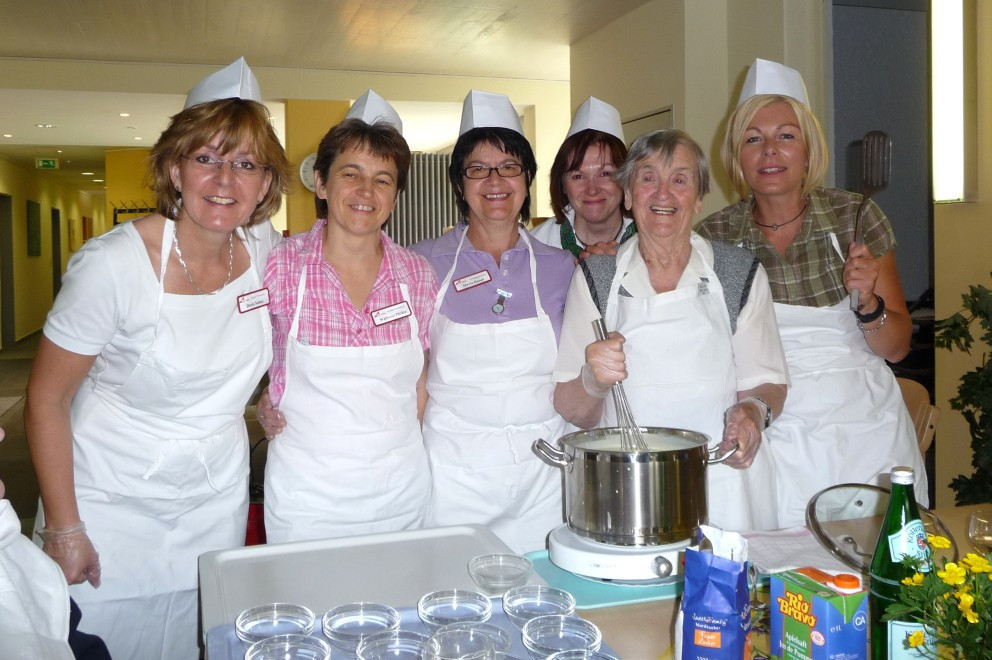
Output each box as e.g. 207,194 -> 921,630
968,510 -> 992,553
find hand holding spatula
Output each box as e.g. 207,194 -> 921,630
850,131 -> 892,311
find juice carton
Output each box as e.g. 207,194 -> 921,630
769,567 -> 868,660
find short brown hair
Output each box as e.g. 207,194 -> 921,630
549,129 -> 628,224
722,94 -> 829,200
313,118 -> 412,219
148,98 -> 291,225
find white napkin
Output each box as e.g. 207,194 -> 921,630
743,526 -> 855,574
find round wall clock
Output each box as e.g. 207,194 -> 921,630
299,152 -> 318,192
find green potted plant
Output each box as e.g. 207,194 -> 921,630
934,274 -> 992,505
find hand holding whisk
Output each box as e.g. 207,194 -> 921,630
591,319 -> 648,452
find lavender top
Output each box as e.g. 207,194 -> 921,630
410,222 -> 576,342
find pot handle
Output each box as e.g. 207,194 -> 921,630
533,439 -> 570,467
707,443 -> 738,464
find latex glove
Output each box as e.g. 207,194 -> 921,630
256,387 -> 286,439
583,331 -> 627,396
844,242 -> 881,309
720,399 -> 764,469
579,240 -> 620,259
39,522 -> 101,588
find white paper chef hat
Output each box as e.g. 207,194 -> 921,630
566,96 -> 624,142
737,58 -> 809,107
459,89 -> 523,136
346,89 -> 403,134
184,57 -> 261,109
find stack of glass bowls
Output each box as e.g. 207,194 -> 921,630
356,630 -> 430,659
521,615 -> 602,658
417,589 -> 492,632
321,602 -> 401,656
244,633 -> 331,660
502,586 -> 576,629
235,603 -> 316,645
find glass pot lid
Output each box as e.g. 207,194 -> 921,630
805,483 -> 958,575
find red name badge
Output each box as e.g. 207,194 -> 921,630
371,301 -> 413,326
237,288 -> 270,314
453,270 -> 492,292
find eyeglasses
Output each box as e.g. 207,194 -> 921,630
463,163 -> 525,179
183,154 -> 267,176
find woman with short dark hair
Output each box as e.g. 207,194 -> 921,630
411,90 -> 575,554
262,92 -> 437,543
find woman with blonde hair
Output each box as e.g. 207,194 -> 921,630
697,58 -> 926,528
25,59 -> 290,659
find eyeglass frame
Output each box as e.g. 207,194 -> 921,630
181,154 -> 269,176
462,163 -> 525,179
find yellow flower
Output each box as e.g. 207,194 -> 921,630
961,553 -> 992,573
928,534 -> 952,549
902,573 -> 925,586
938,563 -> 967,586
956,591 -> 975,610
908,630 -> 926,648
966,609 -> 980,624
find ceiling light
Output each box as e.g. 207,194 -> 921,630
57,149 -> 63,153
119,113 -> 130,117
2,134 -> 11,138
35,123 -> 57,129
93,179 -> 104,183
134,137 -> 142,141
81,172 -> 94,176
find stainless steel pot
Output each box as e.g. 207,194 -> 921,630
534,427 -> 735,546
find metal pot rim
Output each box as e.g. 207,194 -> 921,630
558,426 -> 711,454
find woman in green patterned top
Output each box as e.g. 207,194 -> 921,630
696,58 -> 927,529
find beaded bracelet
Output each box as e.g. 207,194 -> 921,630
858,310 -> 888,334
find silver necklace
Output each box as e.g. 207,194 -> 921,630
172,223 -> 234,295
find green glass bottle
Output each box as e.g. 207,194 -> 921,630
868,466 -> 932,659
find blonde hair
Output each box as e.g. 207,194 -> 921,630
722,94 -> 828,200
148,98 -> 291,225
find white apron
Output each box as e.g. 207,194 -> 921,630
423,227 -> 566,554
604,238 -> 779,532
264,266 -> 430,544
44,220 -> 271,660
764,235 -> 927,527
1,501 -> 73,660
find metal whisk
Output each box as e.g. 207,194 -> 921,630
592,319 -> 648,452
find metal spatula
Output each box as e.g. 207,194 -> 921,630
850,130 -> 892,311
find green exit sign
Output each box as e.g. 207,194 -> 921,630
35,158 -> 59,170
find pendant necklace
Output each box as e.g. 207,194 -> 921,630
172,223 -> 234,295
753,200 -> 808,231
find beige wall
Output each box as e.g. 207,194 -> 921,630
570,0 -> 827,218
0,155 -> 105,345
932,2 -> 991,507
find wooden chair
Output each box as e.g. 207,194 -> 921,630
896,377 -> 940,456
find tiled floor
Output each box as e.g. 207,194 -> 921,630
0,332 -> 41,535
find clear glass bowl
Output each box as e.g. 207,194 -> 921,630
522,615 -> 602,658
417,589 -> 493,632
244,633 -> 331,660
547,650 -> 620,660
424,628 -> 494,660
321,602 -> 401,655
467,553 -> 533,595
236,603 -> 316,644
502,585 -> 576,629
356,630 -> 430,660
436,621 -> 512,653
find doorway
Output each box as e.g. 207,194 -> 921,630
0,194 -> 13,349
51,208 -> 62,297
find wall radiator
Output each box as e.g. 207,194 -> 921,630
386,153 -> 460,247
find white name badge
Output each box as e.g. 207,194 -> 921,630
371,301 -> 413,326
453,270 -> 492,292
237,288 -> 270,314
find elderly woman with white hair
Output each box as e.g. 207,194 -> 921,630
552,128 -> 789,532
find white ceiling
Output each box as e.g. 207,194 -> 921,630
0,0 -> 651,196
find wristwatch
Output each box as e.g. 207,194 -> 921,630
743,396 -> 772,429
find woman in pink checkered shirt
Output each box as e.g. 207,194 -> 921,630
261,109 -> 438,544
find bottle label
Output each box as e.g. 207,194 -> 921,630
886,519 -> 931,570
887,620 -> 934,658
